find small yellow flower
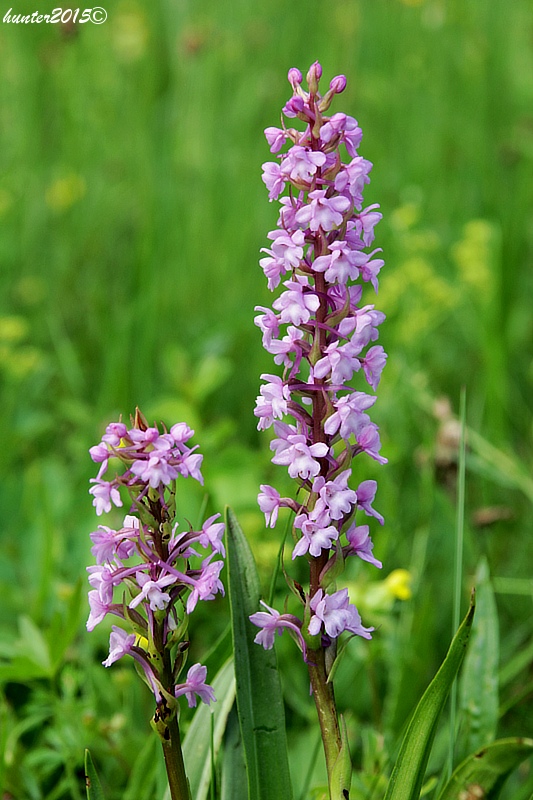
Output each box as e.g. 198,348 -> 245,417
347,569 -> 413,617
384,569 -> 412,601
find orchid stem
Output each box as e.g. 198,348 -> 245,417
308,647 -> 352,799
161,716 -> 191,800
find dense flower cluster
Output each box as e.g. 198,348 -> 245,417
251,62 -> 386,657
87,410 -> 224,709
89,417 -> 203,515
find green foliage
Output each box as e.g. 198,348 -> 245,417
220,706 -> 248,800
436,738 -> 533,800
225,508 -> 293,800
180,659 -> 236,800
85,750 -> 105,800
457,558 -> 499,762
384,597 -> 475,800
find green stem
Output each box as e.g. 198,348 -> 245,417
161,715 -> 191,800
308,646 -> 343,791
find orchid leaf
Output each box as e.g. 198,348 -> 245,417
436,738 -> 533,800
85,750 -> 105,800
180,658 -> 236,800
225,507 -> 293,800
457,557 -> 499,761
384,594 -> 476,800
220,705 -> 248,800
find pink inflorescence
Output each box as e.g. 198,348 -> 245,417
87,411 -> 224,708
251,62 -> 386,655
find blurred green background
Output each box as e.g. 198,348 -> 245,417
1,0 -> 532,797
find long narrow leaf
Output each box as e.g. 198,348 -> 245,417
85,750 -> 105,800
384,595 -> 476,800
180,657 -> 236,800
220,705 -> 248,800
436,738 -> 533,800
449,387 -> 466,775
457,557 -> 499,760
225,507 -> 293,800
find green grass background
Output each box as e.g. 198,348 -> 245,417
1,0 -> 532,797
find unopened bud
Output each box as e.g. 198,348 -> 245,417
306,61 -> 322,94
329,74 -> 347,94
287,67 -> 303,90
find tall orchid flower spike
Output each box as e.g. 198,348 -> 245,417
251,62 -> 387,799
87,408 -> 224,800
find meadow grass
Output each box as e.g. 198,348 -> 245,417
1,0 -> 532,796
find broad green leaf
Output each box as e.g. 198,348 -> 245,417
436,738 -> 533,800
384,595 -> 476,800
180,657 -> 236,800
225,507 -> 293,800
220,705 -> 248,800
85,749 -> 106,800
458,557 -> 499,760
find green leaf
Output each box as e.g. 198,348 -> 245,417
384,595 -> 476,800
123,735 -> 161,800
436,738 -> 533,800
330,715 -> 352,800
17,615 -> 52,674
180,657 -> 236,800
457,557 -> 499,760
220,705 -> 248,800
47,580 -> 84,672
85,749 -> 106,800
225,507 -> 293,800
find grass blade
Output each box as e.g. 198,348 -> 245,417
383,595 -> 476,800
225,507 -> 293,800
449,387 -> 467,774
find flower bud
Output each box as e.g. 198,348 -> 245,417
330,75 -> 347,94
287,67 -> 303,90
306,61 -> 322,95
